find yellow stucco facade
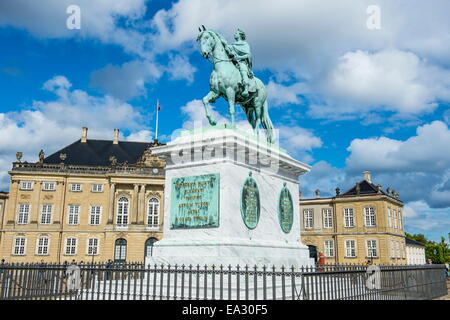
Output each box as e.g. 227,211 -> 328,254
300,173 -> 406,265
0,135 -> 166,263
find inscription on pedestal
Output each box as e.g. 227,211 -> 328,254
240,172 -> 260,230
278,183 -> 293,233
170,173 -> 220,229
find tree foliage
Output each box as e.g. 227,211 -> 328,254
406,233 -> 450,263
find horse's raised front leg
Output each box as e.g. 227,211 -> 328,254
202,91 -> 219,126
225,88 -> 236,126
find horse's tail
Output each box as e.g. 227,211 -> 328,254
261,100 -> 274,143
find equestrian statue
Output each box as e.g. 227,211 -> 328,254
197,25 -> 275,143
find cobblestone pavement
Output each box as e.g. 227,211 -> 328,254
435,280 -> 450,300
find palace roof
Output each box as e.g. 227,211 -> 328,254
43,139 -> 162,167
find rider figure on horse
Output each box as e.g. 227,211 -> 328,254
220,29 -> 255,97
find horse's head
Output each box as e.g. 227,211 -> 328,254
197,25 -> 215,59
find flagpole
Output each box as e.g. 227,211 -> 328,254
155,99 -> 159,141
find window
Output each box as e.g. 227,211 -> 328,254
343,208 -> 354,228
68,205 -> 80,225
303,209 -> 314,229
13,237 -> 26,255
398,210 -> 402,230
65,238 -> 77,255
345,240 -> 356,258
145,238 -> 158,258
117,197 -> 129,226
91,184 -> 103,192
391,240 -> 395,258
396,241 -> 400,258
20,181 -> 33,190
364,207 -> 376,227
393,210 -> 397,229
147,198 -> 160,228
89,206 -> 102,225
322,208 -> 333,229
40,204 -> 52,224
70,183 -> 82,192
36,237 -> 49,255
367,240 -> 377,258
42,182 -> 56,191
17,204 -> 30,224
324,240 -> 335,257
114,238 -> 127,263
388,208 -> 392,228
87,238 -> 99,255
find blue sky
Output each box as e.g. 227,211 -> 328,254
0,0 -> 449,241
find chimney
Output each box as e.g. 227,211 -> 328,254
363,171 -> 372,183
113,128 -> 119,144
81,127 -> 88,143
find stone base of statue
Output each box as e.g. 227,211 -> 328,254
145,125 -> 313,269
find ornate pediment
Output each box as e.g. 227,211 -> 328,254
136,146 -> 166,168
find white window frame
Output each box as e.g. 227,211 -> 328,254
65,238 -> 77,255
388,207 -> 392,228
91,184 -> 103,193
364,207 -> 376,227
345,240 -> 357,258
343,208 -> 355,228
42,181 -> 56,191
117,197 -> 129,226
36,237 -> 50,256
324,240 -> 335,257
87,238 -> 99,256
40,204 -> 53,224
89,205 -> 102,226
322,208 -> 333,229
393,209 -> 397,229
396,241 -> 400,258
70,183 -> 82,192
366,240 -> 378,258
391,240 -> 395,258
303,209 -> 314,229
20,181 -> 33,190
147,198 -> 160,228
17,204 -> 30,225
68,205 -> 80,225
12,237 -> 27,255
398,210 -> 402,230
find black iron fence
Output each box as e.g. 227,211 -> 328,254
0,262 -> 447,300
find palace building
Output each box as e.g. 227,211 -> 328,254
0,127 -> 166,263
300,171 -> 406,265
0,128 -> 407,266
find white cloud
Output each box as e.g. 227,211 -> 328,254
90,60 -> 162,100
166,54 -> 197,83
149,0 -> 450,119
0,0 -> 149,57
345,121 -> 450,208
309,49 -> 450,118
126,130 -> 154,142
402,201 -> 450,239
0,75 -> 153,189
346,121 -> 450,173
278,125 -> 322,152
300,161 -> 346,198
266,81 -> 307,107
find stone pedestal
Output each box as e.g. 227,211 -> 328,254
146,125 -> 313,268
